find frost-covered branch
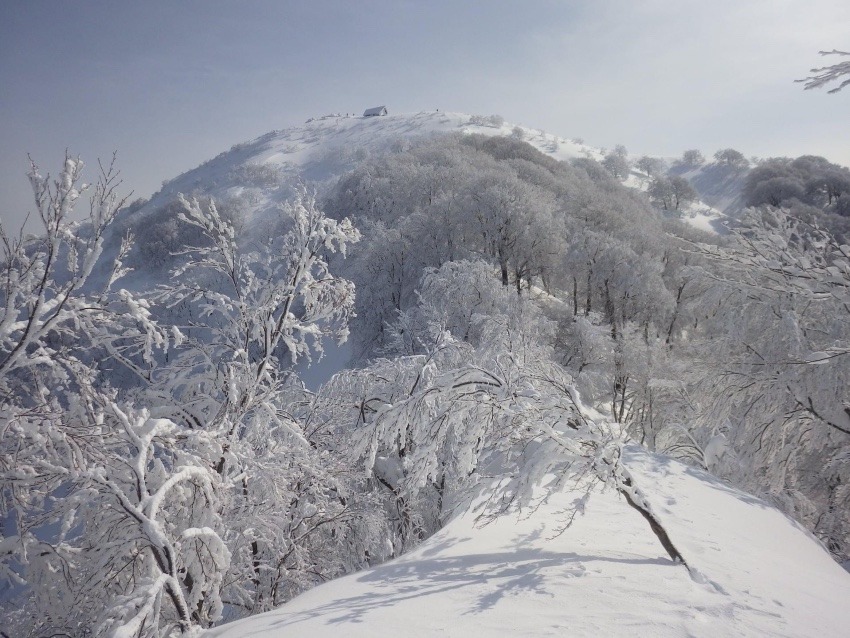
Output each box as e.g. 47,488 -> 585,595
798,49 -> 850,94
0,153 -> 130,381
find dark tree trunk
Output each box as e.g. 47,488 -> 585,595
573,276 -> 578,316
666,281 -> 687,345
617,476 -> 688,567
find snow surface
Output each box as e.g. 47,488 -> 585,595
674,201 -> 728,235
206,446 -> 850,637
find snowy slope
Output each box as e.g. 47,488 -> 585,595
628,167 -> 729,235
672,199 -> 729,235
141,111 -> 597,217
206,446 -> 850,638
669,161 -> 750,218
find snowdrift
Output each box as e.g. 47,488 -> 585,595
207,447 -> 850,637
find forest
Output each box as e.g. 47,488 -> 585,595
1,131 -> 849,636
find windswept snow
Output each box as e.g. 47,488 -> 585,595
206,447 -> 850,637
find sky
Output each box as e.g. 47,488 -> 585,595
1,0 -> 848,230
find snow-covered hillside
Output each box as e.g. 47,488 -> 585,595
669,161 -> 750,217
139,111 -> 595,218
105,111 -> 612,291
7,109 -> 850,637
113,109 -> 727,282
127,110 -> 730,234
207,446 -> 850,638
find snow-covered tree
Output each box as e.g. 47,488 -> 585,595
0,162 -> 380,634
649,176 -> 697,211
338,279 -> 691,568
635,156 -> 664,179
11,403 -> 229,636
679,149 -> 705,168
0,154 -> 147,386
682,206 -> 850,559
713,148 -> 750,169
0,156 -> 218,635
143,186 -> 384,619
743,156 -> 850,212
602,151 -> 630,181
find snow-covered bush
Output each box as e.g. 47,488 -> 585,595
469,114 -> 505,128
227,162 -> 284,189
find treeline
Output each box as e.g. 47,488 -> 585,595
743,154 -> 850,241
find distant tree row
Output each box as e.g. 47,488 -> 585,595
744,155 -> 850,215
604,146 -> 750,181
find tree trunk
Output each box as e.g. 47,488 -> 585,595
573,276 -> 578,317
666,281 -> 687,345
617,476 -> 688,567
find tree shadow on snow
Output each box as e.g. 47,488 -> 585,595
247,549 -> 672,633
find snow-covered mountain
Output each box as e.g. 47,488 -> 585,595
111,109 -> 733,291
207,446 -> 850,637
123,110 -> 734,236
135,111 -> 595,219
106,111 -> 607,291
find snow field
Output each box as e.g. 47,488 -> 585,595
207,447 -> 850,637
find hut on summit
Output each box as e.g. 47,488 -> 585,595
363,106 -> 388,117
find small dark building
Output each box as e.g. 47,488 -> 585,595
363,106 -> 388,117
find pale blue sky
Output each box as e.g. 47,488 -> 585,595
2,0 -> 848,229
